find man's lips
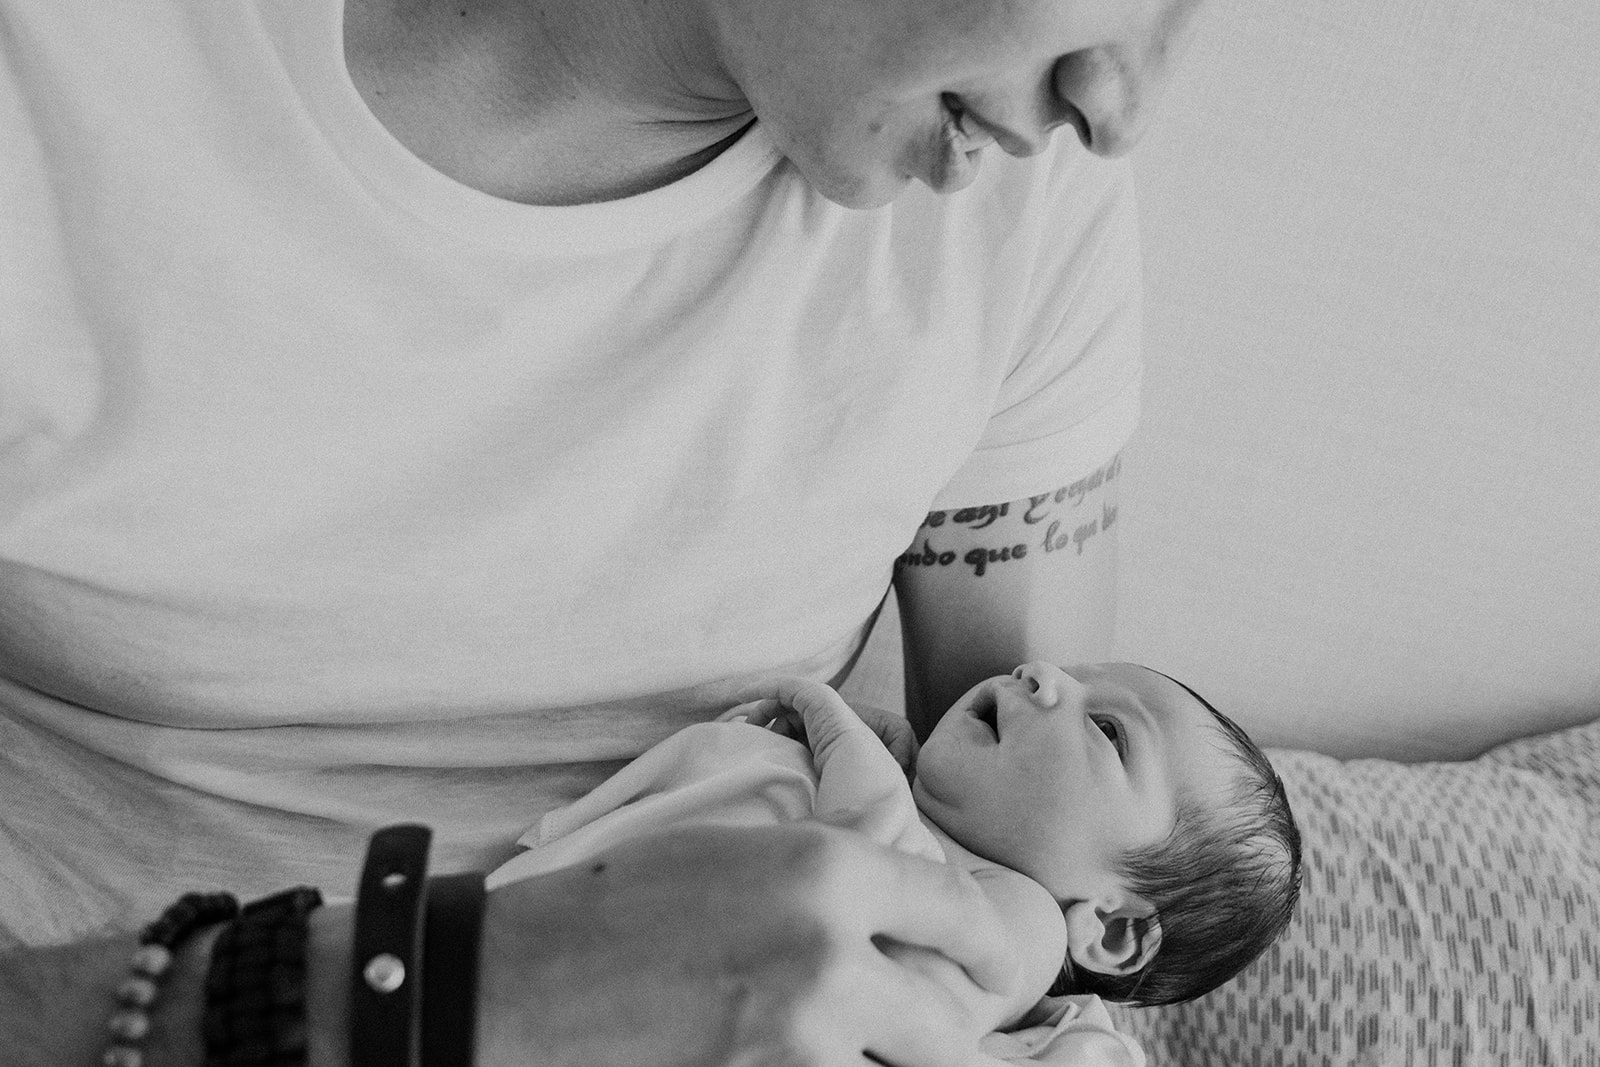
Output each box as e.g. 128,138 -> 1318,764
940,94 -> 997,153
943,93 -> 1087,158
921,96 -> 989,193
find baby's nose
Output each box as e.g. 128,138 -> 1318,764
1012,661 -> 1064,706
1012,661 -> 1092,710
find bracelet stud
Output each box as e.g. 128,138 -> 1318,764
362,953 -> 407,994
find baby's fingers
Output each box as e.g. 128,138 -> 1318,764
717,698 -> 782,725
718,699 -> 804,741
851,703 -> 918,774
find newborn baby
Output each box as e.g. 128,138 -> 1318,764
490,662 -> 1301,1066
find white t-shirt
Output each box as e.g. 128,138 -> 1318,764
0,0 -> 1142,942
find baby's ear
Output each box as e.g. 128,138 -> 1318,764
1062,897 -> 1162,977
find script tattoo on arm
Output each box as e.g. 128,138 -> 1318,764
895,454 -> 1121,578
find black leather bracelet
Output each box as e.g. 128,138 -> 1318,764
420,873 -> 487,1067
349,825 -> 432,1067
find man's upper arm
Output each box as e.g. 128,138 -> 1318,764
892,454 -> 1122,738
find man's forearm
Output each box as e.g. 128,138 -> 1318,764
894,460 -> 1123,739
0,930 -> 180,1066
1,905 -> 353,1067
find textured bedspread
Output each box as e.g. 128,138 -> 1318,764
1108,717 -> 1600,1066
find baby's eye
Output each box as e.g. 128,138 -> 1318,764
1094,717 -> 1127,761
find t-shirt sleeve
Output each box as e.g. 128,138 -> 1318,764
933,156 -> 1143,510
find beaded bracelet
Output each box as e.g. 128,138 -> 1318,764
102,891 -> 241,1067
107,830 -> 476,1067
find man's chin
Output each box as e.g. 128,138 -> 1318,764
801,165 -> 910,211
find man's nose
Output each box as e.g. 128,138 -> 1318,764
994,45 -> 1172,161
1048,0 -> 1206,158
1052,48 -> 1141,158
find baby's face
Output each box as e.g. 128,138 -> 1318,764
911,661 -> 1240,904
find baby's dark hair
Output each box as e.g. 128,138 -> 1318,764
1056,674 -> 1302,1007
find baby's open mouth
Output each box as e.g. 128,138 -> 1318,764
971,687 -> 1000,740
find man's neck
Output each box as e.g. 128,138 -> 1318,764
342,0 -> 755,205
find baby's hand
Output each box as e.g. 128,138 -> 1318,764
720,678 -> 918,774
845,703 -> 918,775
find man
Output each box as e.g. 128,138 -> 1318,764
0,0 -> 1205,1061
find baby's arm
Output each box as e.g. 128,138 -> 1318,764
725,677 -> 919,838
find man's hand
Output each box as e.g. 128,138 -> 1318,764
474,822 -> 1020,1067
3,827 -> 1012,1067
